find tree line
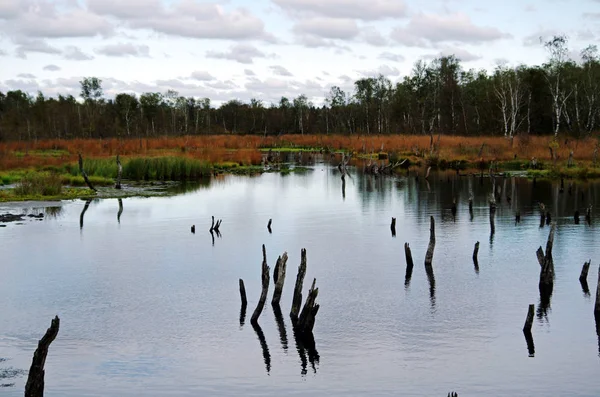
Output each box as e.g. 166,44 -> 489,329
0,35 -> 598,142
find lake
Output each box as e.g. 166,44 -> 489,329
1,162 -> 600,397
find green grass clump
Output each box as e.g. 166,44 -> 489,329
123,157 -> 210,180
14,172 -> 62,196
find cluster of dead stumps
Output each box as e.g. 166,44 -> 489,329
238,245 -> 320,375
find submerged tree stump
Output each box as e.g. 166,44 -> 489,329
297,278 -> 320,334
267,218 -> 272,233
115,154 -> 123,189
404,242 -> 414,286
251,245 -> 270,325
424,216 -> 435,269
239,279 -> 247,307
523,304 -> 535,333
538,223 -> 557,295
290,248 -> 308,320
390,217 -> 396,237
24,316 -> 60,397
473,241 -> 480,268
580,261 -> 591,283
271,253 -> 288,306
78,153 -> 97,192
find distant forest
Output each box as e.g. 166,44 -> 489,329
0,35 -> 598,141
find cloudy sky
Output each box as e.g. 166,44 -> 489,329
0,0 -> 598,105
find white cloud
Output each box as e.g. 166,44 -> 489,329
362,27 -> 388,46
17,73 -> 36,79
293,17 -> 359,39
88,0 -> 274,42
190,71 -> 215,81
378,52 -> 405,62
391,12 -> 510,46
95,43 -> 150,57
206,44 -> 267,64
273,0 -> 407,20
270,65 -> 294,77
15,38 -> 61,58
43,64 -> 61,72
359,64 -> 400,77
63,46 -> 94,61
244,69 -> 256,76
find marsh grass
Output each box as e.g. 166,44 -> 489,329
14,172 -> 62,196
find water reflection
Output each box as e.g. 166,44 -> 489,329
79,199 -> 92,230
117,199 -> 123,224
291,324 -> 319,376
251,322 -> 271,374
425,264 -> 436,310
272,304 -> 289,352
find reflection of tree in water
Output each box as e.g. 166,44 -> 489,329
291,324 -> 319,376
251,322 -> 271,374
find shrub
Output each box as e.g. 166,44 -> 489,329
14,172 -> 62,196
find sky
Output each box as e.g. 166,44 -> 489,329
0,0 -> 598,106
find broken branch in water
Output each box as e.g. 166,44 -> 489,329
290,248 -> 308,321
251,245 -> 270,325
271,253 -> 288,306
78,153 -> 97,192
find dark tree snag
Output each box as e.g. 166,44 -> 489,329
24,316 -> 60,397
523,304 -> 534,333
580,261 -> 591,283
209,216 -> 222,233
595,266 -> 600,319
239,279 -> 247,307
297,278 -> 320,334
424,216 -> 435,269
267,218 -> 272,233
473,241 -> 480,268
290,248 -> 307,320
524,329 -> 535,357
191,225 -> 195,234
538,223 -> 556,295
78,153 -> 97,192
271,252 -> 288,306
404,242 -> 414,287
251,245 -> 270,325
117,198 -> 123,224
115,154 -> 123,189
390,217 -> 396,237
239,279 -> 247,326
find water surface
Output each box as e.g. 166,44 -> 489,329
2,165 -> 600,396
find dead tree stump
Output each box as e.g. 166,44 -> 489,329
580,261 -> 591,283
251,245 -> 270,325
523,304 -> 534,333
538,223 -> 557,295
297,278 -> 320,335
115,154 -> 123,189
267,219 -> 272,233
239,279 -> 247,307
424,216 -> 435,269
271,252 -> 288,306
473,241 -> 480,268
390,217 -> 396,237
404,242 -> 414,287
24,316 -> 60,397
290,248 -> 307,320
78,153 -> 97,192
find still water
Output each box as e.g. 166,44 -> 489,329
1,165 -> 600,396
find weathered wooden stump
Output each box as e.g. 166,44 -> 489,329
290,248 -> 307,320
239,279 -> 247,326
404,242 -> 414,287
538,223 -> 556,296
210,216 -> 222,234
424,216 -> 435,269
25,316 -> 60,397
191,225 -> 195,234
251,245 -> 270,325
390,217 -> 396,237
271,253 -> 288,306
523,304 -> 535,333
473,241 -> 480,269
580,261 -> 591,283
297,278 -> 320,335
115,154 -> 123,189
267,218 -> 272,233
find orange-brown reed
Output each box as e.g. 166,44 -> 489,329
0,134 -> 597,171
